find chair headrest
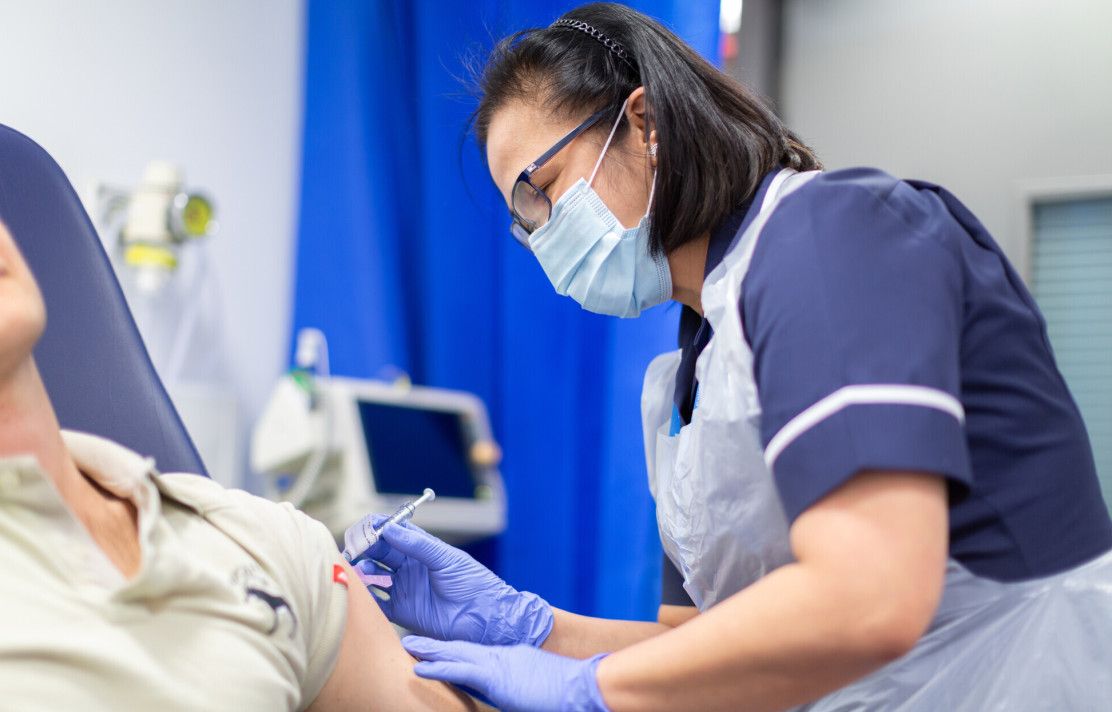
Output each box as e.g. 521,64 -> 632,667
0,124 -> 207,476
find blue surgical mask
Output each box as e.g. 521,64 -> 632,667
527,103 -> 672,319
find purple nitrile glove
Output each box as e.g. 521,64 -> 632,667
355,516 -> 553,646
404,635 -> 610,712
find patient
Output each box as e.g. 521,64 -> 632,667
0,221 -> 480,711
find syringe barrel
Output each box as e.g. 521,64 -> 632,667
343,488 -> 436,564
343,514 -> 382,564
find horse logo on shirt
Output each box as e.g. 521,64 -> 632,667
232,565 -> 298,638
246,587 -> 297,636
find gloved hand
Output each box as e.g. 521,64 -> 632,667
356,517 -> 553,646
404,635 -> 610,712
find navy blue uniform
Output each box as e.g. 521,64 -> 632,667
662,168 -> 1112,606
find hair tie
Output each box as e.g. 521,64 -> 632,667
551,18 -> 637,72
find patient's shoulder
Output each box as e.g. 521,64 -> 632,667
154,472 -> 231,511
154,476 -> 347,705
154,473 -> 323,543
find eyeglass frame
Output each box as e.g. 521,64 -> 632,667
508,106 -> 613,247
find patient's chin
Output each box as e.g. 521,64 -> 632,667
0,293 -> 46,380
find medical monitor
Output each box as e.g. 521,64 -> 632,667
356,400 -> 480,500
320,376 -> 505,544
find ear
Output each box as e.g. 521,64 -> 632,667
625,87 -> 658,167
625,86 -> 651,142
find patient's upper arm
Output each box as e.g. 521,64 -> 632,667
305,563 -> 481,712
195,483 -> 480,711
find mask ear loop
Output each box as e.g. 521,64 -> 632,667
587,97 -> 631,188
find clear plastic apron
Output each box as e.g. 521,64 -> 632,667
641,168 -> 817,610
641,168 -> 1112,708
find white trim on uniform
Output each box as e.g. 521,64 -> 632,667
764,384 -> 965,468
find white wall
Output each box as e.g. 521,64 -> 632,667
0,0 -> 304,488
779,0 -> 1112,273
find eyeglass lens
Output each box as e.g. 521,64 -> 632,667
512,180 -> 550,233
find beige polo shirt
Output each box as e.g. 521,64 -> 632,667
0,431 -> 348,710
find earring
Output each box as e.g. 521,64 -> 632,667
649,143 -> 658,157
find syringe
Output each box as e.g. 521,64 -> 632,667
343,488 -> 436,565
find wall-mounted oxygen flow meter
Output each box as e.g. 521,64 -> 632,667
94,161 -> 217,293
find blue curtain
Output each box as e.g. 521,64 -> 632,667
293,0 -> 720,620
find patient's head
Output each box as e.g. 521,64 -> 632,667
0,222 -> 46,380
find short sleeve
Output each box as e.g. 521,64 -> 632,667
742,168 -> 973,522
181,478 -> 349,708
266,501 -> 349,707
238,495 -> 347,708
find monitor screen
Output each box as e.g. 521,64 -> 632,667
357,400 -> 478,499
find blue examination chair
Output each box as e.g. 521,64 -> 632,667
0,123 -> 206,475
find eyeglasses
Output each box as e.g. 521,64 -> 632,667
509,107 -> 611,248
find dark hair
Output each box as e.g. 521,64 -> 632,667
471,2 -> 821,255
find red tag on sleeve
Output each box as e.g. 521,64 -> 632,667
332,563 -> 349,588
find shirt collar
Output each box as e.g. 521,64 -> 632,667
676,167 -> 783,350
0,430 -> 157,490
0,431 -> 164,588
0,429 -> 161,526
703,168 -> 782,280
60,430 -> 160,500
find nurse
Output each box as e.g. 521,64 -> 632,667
359,3 -> 1112,709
